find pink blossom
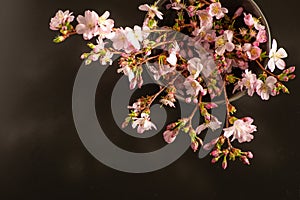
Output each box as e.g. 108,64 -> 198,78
127,101 -> 142,113
223,117 -> 257,143
236,60 -> 249,70
256,76 -> 277,100
107,28 -> 128,51
187,5 -> 197,17
148,64 -> 175,80
195,116 -> 221,134
98,11 -> 114,38
100,51 -> 113,65
163,130 -> 177,143
124,27 -> 141,51
183,77 -> 203,97
160,99 -> 175,108
166,1 -> 184,10
204,30 -> 216,43
139,4 -> 163,19
234,69 -> 257,96
246,46 -> 262,60
244,13 -> 265,30
50,10 -> 74,30
208,2 -> 228,19
256,29 -> 267,43
203,137 -> 219,151
244,13 -> 254,27
166,42 -> 180,66
117,65 -> 135,85
215,30 -> 235,55
76,10 -> 100,40
108,26 -> 146,53
132,113 -> 157,134
187,57 -> 203,79
93,37 -> 105,53
268,39 -> 288,72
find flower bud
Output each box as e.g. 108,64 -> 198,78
53,36 -> 66,43
191,140 -> 199,152
283,76 -> 289,82
182,126 -> 190,133
233,7 -> 243,19
166,122 -> 176,130
205,103 -> 218,109
211,149 -> 219,157
246,151 -> 254,159
222,158 -> 228,169
241,156 -> 250,165
219,136 -> 225,146
81,53 -> 89,59
288,74 -> 296,80
193,98 -> 198,104
185,97 -> 191,103
201,89 -> 207,96
288,66 -> 296,73
211,157 -> 219,164
223,149 -> 229,155
87,42 -> 96,49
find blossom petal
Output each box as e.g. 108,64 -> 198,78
275,59 -> 286,70
267,59 -> 275,72
271,39 -> 277,52
138,4 -> 150,11
226,42 -> 235,52
276,48 -> 288,58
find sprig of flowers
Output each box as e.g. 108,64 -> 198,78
49,0 -> 296,169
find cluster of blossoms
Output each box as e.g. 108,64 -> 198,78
50,0 -> 295,169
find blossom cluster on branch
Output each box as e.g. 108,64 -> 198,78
49,0 -> 295,169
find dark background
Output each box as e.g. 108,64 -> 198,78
1,0 -> 299,199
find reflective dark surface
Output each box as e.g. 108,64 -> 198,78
0,0 -> 299,199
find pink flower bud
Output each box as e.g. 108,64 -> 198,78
233,7 -> 243,19
247,151 -> 254,159
163,130 -> 177,144
204,115 -> 211,121
166,123 -> 176,130
211,157 -> 219,164
222,159 -> 227,169
205,103 -> 218,109
193,98 -> 198,104
203,138 -> 219,150
283,76 -> 289,82
185,97 -> 192,103
241,156 -> 250,165
201,89 -> 207,96
122,121 -> 129,128
130,78 -> 137,90
211,150 -> 219,157
288,74 -> 296,80
191,141 -> 199,152
288,66 -> 296,73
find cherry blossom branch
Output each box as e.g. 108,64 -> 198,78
255,59 -> 278,79
223,81 -> 230,128
147,73 -> 180,108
